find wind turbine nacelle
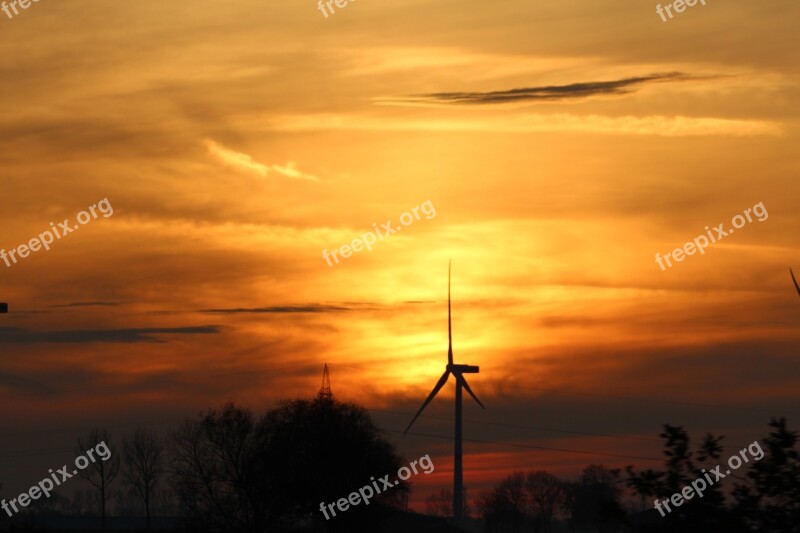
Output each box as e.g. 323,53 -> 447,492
450,364 -> 479,374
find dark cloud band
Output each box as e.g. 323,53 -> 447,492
398,72 -> 698,105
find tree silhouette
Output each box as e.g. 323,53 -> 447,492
171,399 -> 407,532
171,403 -> 262,532
123,428 -> 164,529
732,418 -> 800,532
476,471 -> 528,533
624,467 -> 663,512
525,470 -> 566,533
76,428 -> 120,530
256,396 -> 408,532
566,465 -> 624,533
627,425 -> 734,532
425,488 -> 453,517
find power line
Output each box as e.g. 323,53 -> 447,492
0,408 -> 754,461
2,394 -> 785,446
0,408 -> 663,462
0,446 -> 75,459
393,429 -> 664,462
541,390 -> 799,418
0,416 -> 183,442
0,366 -> 788,460
0,407 -> 770,466
368,407 -> 662,443
0,431 -> 665,464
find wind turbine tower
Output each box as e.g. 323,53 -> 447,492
404,263 -> 485,523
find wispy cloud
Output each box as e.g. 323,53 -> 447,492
337,47 -> 592,78
49,301 -> 122,309
204,139 -> 320,182
268,113 -> 781,137
199,304 -> 375,314
383,72 -> 702,105
0,326 -> 223,344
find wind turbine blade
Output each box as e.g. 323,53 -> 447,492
791,268 -> 800,297
457,374 -> 485,409
404,370 -> 451,434
448,260 -> 453,366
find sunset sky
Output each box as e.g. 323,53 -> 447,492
1,0 -> 799,510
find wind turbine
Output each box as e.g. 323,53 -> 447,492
791,268 -> 800,298
404,262 -> 485,523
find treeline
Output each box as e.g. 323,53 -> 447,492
2,428 -> 171,529
426,465 -> 625,533
442,418 -> 799,532
1,398 -> 409,532
2,401 -> 798,533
